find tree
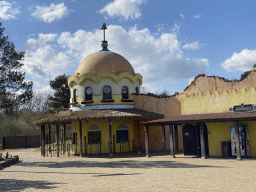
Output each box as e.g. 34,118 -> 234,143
47,74 -> 70,110
0,21 -> 33,112
23,91 -> 49,112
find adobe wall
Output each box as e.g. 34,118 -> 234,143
179,70 -> 256,97
133,95 -> 183,152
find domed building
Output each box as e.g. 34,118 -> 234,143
35,24 -> 164,157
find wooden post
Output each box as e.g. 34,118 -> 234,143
200,123 -> 206,159
56,124 -> 59,157
169,124 -> 175,158
144,125 -> 150,158
79,121 -> 83,157
162,125 -> 166,155
63,124 -> 66,155
137,120 -> 141,154
41,125 -> 45,157
173,125 -> 178,153
235,121 -> 242,160
41,126 -> 43,156
109,119 -> 113,156
49,125 -> 51,155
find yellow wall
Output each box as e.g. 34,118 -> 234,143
206,122 -> 233,156
205,121 -> 256,156
71,118 -> 134,155
181,87 -> 256,114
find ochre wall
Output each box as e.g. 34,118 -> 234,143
181,87 -> 256,114
72,118 -> 134,154
133,95 -> 183,152
181,70 -> 256,96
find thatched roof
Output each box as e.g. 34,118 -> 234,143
34,108 -> 164,125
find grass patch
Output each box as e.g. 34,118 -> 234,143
0,149 -> 15,153
32,148 -> 41,152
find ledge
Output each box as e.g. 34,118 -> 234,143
0,156 -> 19,170
69,102 -> 78,105
121,99 -> 133,102
101,99 -> 114,103
81,100 -> 94,104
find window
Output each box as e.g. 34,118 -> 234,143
73,89 -> 77,102
122,86 -> 129,99
88,124 -> 101,143
135,87 -> 139,94
103,86 -> 112,100
85,87 -> 92,100
116,124 -> 128,142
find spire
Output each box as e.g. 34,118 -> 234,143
101,23 -> 109,51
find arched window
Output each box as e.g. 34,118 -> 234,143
103,86 -> 112,100
88,124 -> 101,143
73,89 -> 77,102
116,124 -> 128,142
122,86 -> 129,99
135,87 -> 139,94
85,87 -> 92,100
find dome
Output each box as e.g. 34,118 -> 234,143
75,51 -> 135,76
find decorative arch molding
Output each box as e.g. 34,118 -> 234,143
68,72 -> 142,88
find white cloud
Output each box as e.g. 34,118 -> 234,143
31,3 -> 70,23
0,1 -> 20,20
22,33 -> 72,91
221,49 -> 256,71
180,13 -> 184,19
98,0 -> 147,20
23,25 -> 208,92
182,41 -> 203,50
193,14 -> 201,19
57,25 -> 208,83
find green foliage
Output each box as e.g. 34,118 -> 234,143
47,74 -> 70,110
0,21 -> 33,111
0,109 -> 52,138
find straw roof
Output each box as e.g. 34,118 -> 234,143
34,108 -> 164,126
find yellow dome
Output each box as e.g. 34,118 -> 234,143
75,51 -> 135,76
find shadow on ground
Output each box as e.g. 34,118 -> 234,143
0,179 -> 61,191
16,159 -> 226,169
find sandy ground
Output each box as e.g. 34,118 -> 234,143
1,148 -> 256,192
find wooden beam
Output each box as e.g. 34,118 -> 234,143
109,119 -> 113,156
169,124 -> 175,158
144,125 -> 150,158
79,121 -> 83,157
137,120 -> 141,154
162,125 -> 166,155
41,125 -> 45,157
200,123 -> 206,159
63,124 -> 66,155
56,124 -> 59,157
48,125 -> 51,154
235,121 -> 242,160
173,125 -> 178,153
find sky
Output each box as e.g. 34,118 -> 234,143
1,0 -> 256,95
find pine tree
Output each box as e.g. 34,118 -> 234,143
0,21 -> 33,112
47,74 -> 70,110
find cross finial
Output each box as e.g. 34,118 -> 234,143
101,23 -> 107,41
101,23 -> 109,51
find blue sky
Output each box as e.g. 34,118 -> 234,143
2,0 -> 256,95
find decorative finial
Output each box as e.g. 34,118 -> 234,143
101,23 -> 109,51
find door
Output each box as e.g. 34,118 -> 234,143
183,124 -> 198,155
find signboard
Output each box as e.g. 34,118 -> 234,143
230,103 -> 255,113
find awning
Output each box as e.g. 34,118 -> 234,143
142,111 -> 256,126
34,108 -> 164,125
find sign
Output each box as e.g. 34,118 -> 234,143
230,103 -> 255,113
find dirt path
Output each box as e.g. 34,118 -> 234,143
1,148 -> 256,191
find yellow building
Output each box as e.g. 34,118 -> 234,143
34,24 -> 163,157
144,65 -> 256,160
